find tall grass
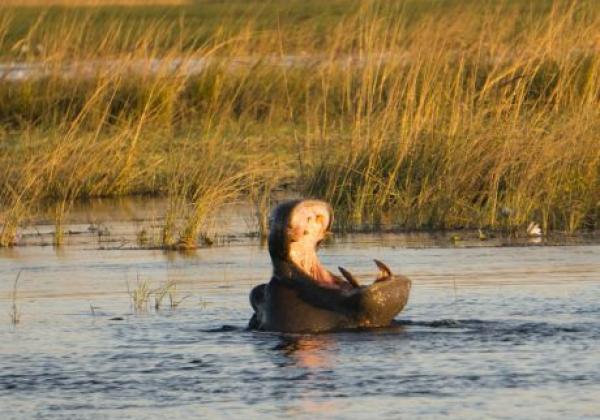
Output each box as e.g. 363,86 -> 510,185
0,0 -> 598,240
303,1 -> 600,231
5,1 -> 189,5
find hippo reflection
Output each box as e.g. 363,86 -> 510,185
249,199 -> 411,332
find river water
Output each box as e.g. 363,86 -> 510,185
1,198 -> 599,419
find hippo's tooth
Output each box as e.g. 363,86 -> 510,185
374,259 -> 392,281
338,266 -> 361,288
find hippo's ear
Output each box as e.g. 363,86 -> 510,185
374,259 -> 392,282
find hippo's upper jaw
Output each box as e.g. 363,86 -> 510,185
267,200 -> 348,289
250,199 -> 412,333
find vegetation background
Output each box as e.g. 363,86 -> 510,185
0,0 -> 598,247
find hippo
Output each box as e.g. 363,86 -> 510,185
249,199 -> 411,333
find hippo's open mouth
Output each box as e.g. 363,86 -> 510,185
277,199 -> 394,290
283,200 -> 342,288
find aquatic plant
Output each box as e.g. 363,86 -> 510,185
128,277 -> 189,312
127,275 -> 152,312
10,271 -> 21,325
153,279 -> 189,310
153,280 -> 174,310
136,227 -> 149,247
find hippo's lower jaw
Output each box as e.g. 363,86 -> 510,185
248,199 -> 412,333
251,268 -> 411,333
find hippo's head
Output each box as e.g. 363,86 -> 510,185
268,199 -> 410,291
268,199 -> 344,288
250,199 -> 412,332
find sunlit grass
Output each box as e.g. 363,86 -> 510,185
127,275 -> 152,312
4,0 -> 190,5
154,279 -> 189,310
128,276 -> 188,312
0,0 -> 598,239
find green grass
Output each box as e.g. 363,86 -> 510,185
0,0 -> 599,243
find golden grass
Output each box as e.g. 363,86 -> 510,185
0,0 -> 598,240
154,279 -> 188,310
128,276 -> 188,312
302,1 -> 600,231
1,0 -> 190,6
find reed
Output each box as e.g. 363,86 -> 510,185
153,279 -> 174,310
0,0 -> 598,237
154,279 -> 188,310
10,271 -> 22,325
127,275 -> 151,312
249,175 -> 275,240
128,277 -> 188,312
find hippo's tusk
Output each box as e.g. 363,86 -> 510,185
374,259 -> 392,281
338,266 -> 361,288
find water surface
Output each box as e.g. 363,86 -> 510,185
1,200 -> 599,419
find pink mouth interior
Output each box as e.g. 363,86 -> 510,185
287,201 -> 338,288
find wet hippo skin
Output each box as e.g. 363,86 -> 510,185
249,199 -> 411,333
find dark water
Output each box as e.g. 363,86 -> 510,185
1,203 -> 599,418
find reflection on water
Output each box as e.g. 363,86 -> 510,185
272,335 -> 340,417
0,198 -> 599,418
0,55 -> 412,82
274,335 -> 336,369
